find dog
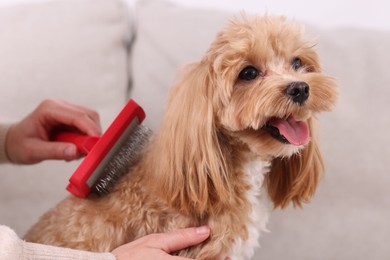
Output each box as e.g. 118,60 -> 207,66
24,14 -> 337,259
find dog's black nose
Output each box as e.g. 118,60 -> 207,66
285,81 -> 310,105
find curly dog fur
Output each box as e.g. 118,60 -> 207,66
25,14 -> 337,259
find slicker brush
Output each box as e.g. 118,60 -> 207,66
53,99 -> 152,198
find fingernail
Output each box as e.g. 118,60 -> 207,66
196,225 -> 210,235
64,145 -> 77,157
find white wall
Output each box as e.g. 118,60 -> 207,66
126,0 -> 387,31
169,0 -> 390,31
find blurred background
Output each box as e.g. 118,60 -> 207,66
166,0 -> 390,30
2,0 -> 390,30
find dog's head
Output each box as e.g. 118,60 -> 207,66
152,15 -> 337,214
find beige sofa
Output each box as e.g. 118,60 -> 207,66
1,0 -> 389,259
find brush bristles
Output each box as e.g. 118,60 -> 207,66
92,125 -> 152,195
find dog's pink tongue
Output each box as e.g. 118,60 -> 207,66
269,117 -> 309,146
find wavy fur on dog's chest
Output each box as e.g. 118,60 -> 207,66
228,159 -> 271,260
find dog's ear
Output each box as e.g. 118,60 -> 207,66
150,62 -> 231,215
266,118 -> 324,208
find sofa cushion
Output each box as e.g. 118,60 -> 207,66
0,0 -> 131,125
0,0 -> 132,235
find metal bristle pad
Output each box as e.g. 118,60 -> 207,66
92,125 -> 152,195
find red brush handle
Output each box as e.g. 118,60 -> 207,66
53,132 -> 100,154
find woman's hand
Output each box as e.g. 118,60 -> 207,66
6,99 -> 101,164
112,226 -> 211,260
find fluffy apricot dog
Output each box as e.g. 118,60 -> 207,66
25,14 -> 337,259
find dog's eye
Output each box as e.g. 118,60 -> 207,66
292,57 -> 303,70
239,66 -> 260,81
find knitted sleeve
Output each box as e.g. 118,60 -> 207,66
0,225 -> 116,260
0,123 -> 11,163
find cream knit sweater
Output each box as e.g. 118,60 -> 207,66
0,124 -> 116,260
0,225 -> 115,260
